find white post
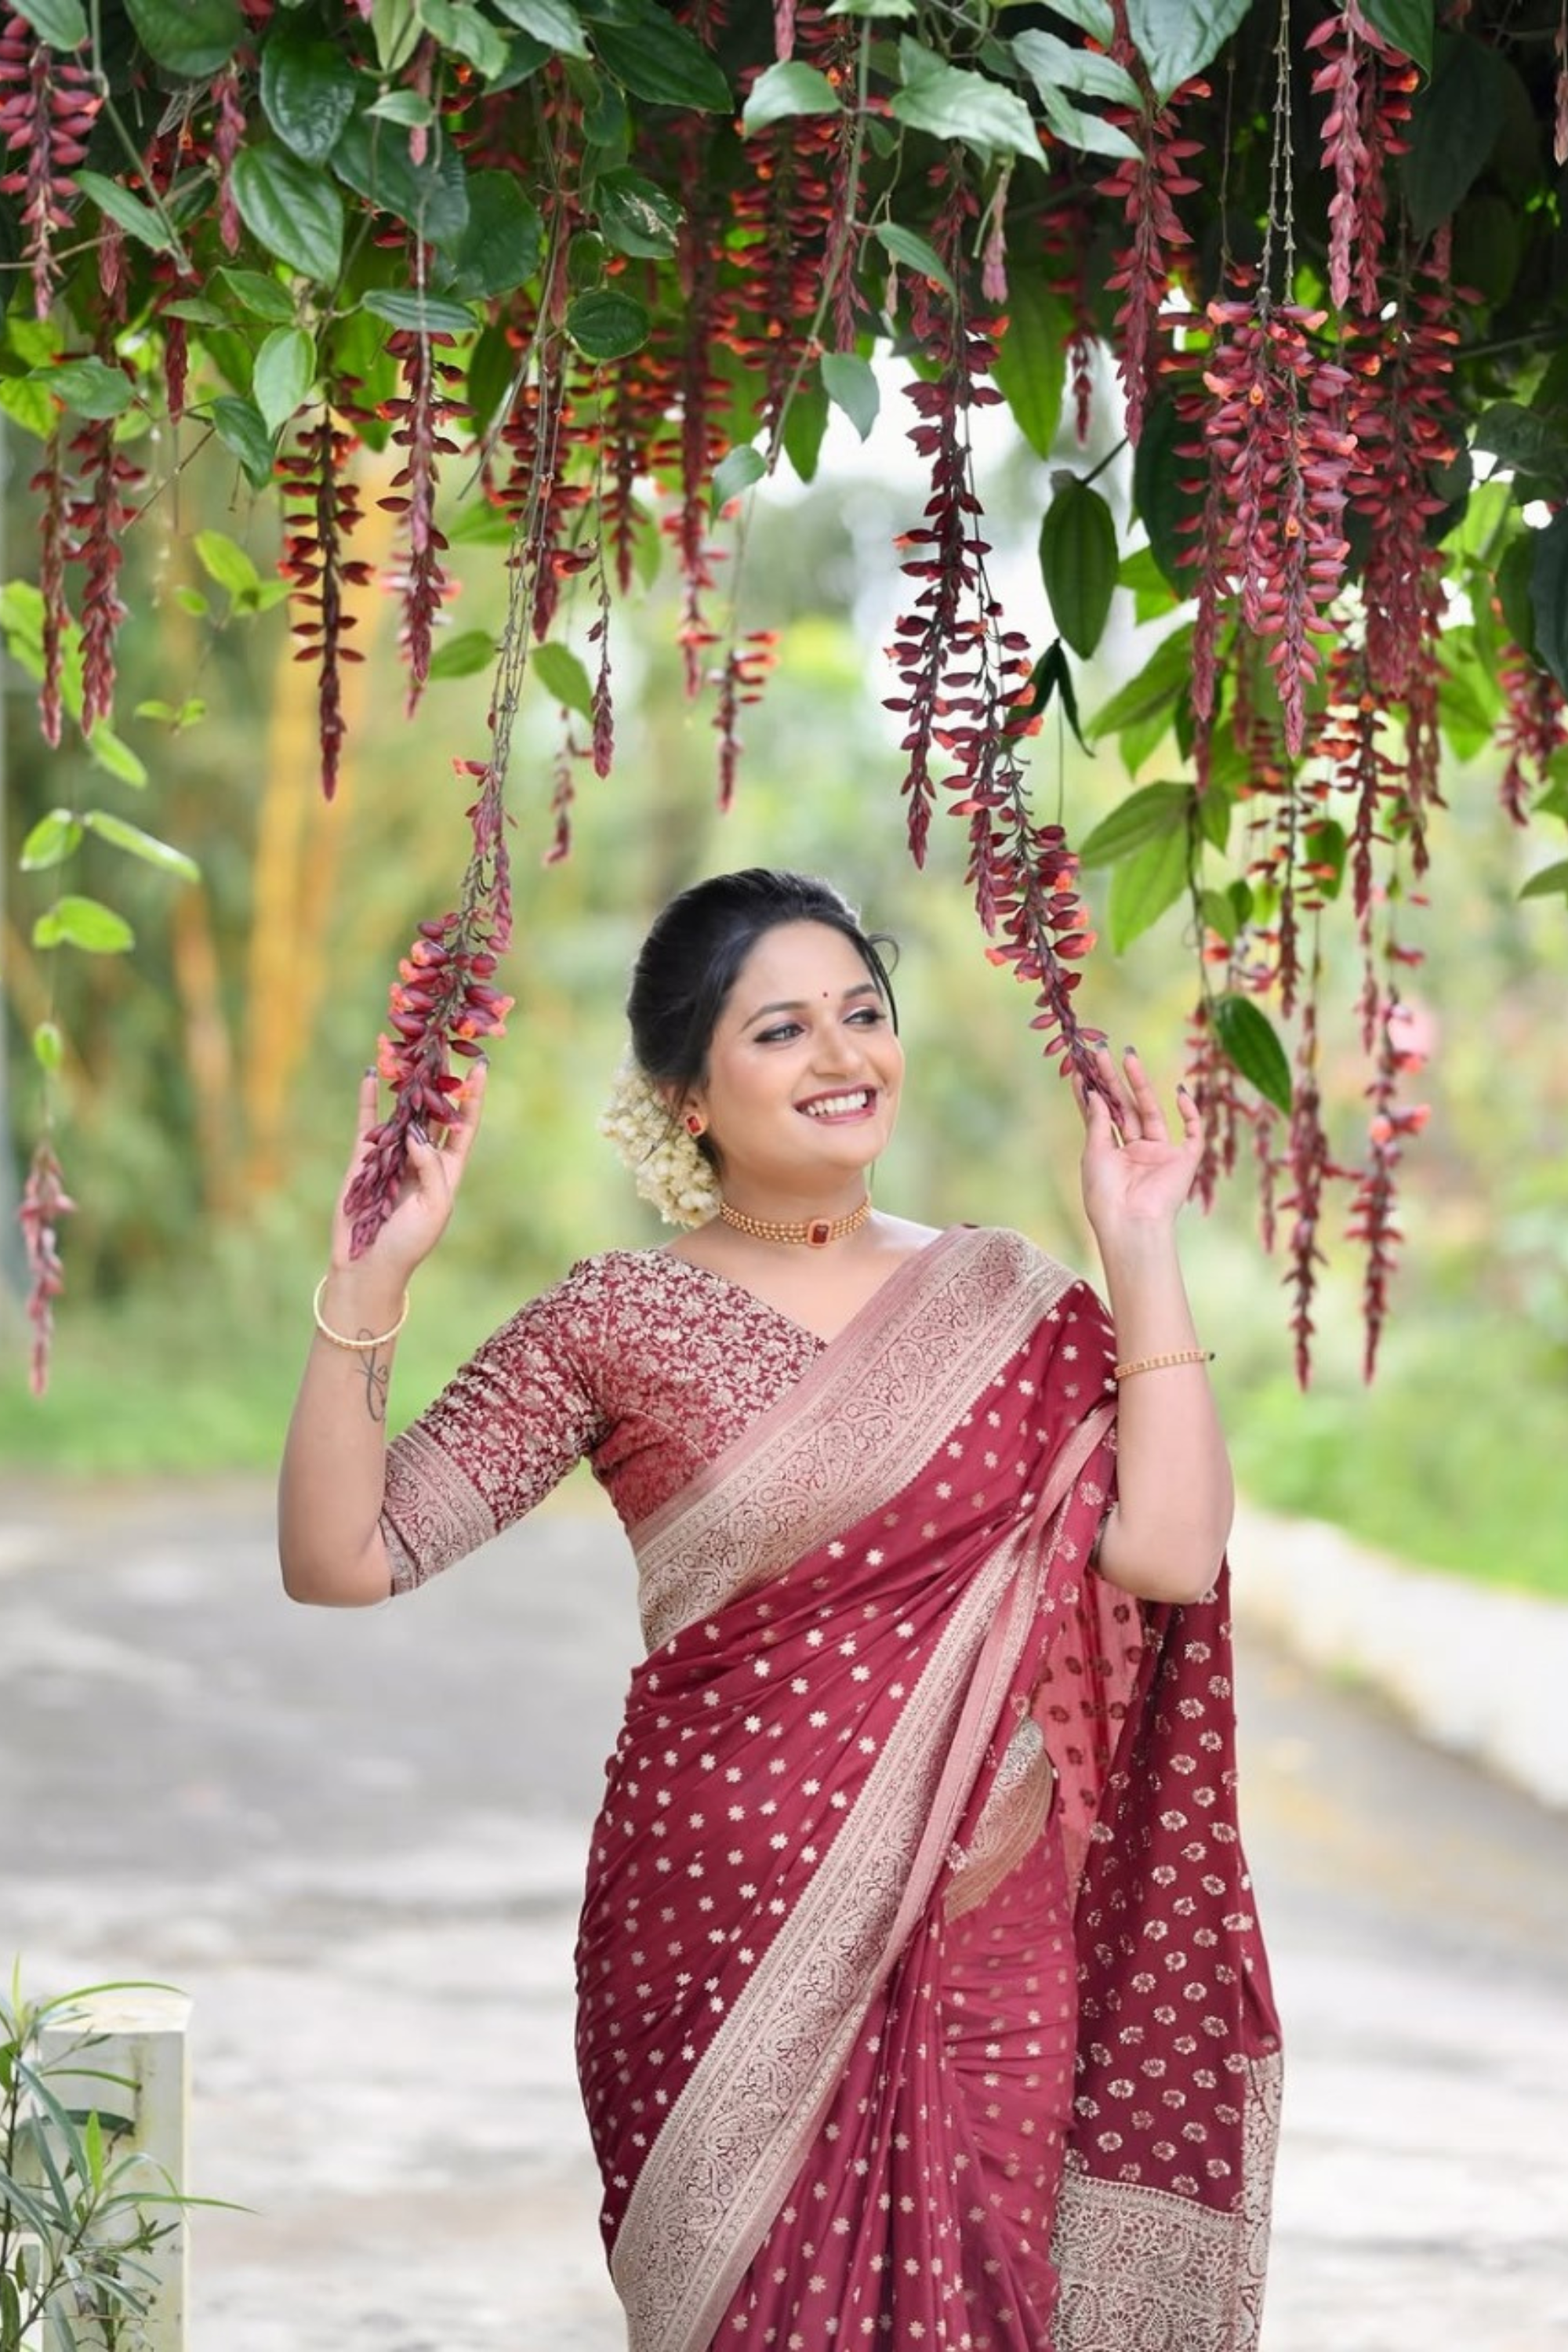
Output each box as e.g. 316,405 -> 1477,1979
34,1987 -> 191,2352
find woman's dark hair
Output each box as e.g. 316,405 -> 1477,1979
626,869 -> 898,1102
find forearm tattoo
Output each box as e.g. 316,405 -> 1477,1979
359,1343 -> 390,1425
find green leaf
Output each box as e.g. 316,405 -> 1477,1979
1027,78 -> 1141,161
826,0 -> 913,13
260,22 -> 359,163
1038,476 -> 1118,660
564,285 -> 650,361
360,288 -> 477,336
124,0 -> 241,77
1036,0 -> 1116,39
208,395 -> 277,488
13,0 -> 89,46
1107,824 -> 1190,951
1131,396 -> 1196,590
711,443 -> 766,514
891,36 -> 1044,166
1530,510 -> 1568,699
819,351 -> 879,441
365,89 -> 437,128
1077,782 -> 1189,867
1496,533 -> 1537,654
1199,885 -> 1240,946
1123,0 -> 1249,103
491,0 -> 589,56
216,267 -> 297,323
437,2 -> 511,80
135,695 -> 206,728
82,811 -> 200,884
990,271 -> 1066,461
251,326 -> 315,433
0,377 -> 60,437
71,170 -> 173,251
371,0 -> 420,71
232,143 -> 344,281
1088,622 -> 1195,742
86,724 -> 149,789
1212,993 -> 1293,1114
1022,636 -> 1091,753
33,895 -> 136,954
448,171 -> 542,296
1519,858 -> 1568,901
466,321 -> 516,431
1007,28 -> 1140,109
782,379 -> 829,482
532,639 -> 593,717
1403,34 -> 1505,241
33,1019 -> 64,1072
33,358 -> 132,419
873,221 -> 954,299
330,113 -> 470,251
1359,0 -> 1432,72
427,629 -> 496,680
592,166 -> 678,259
1471,401 -> 1568,488
742,59 -> 842,136
194,529 -> 261,597
591,7 -> 730,111
20,810 -> 83,871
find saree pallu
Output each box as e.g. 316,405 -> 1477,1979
575,1227 -> 1280,2351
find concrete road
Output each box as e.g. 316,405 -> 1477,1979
2,1479 -> 1566,2350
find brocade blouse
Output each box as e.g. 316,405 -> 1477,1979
381,1250 -> 826,1595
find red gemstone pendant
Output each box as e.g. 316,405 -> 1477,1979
806,1219 -> 831,1247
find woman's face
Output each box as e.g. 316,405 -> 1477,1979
685,920 -> 903,1200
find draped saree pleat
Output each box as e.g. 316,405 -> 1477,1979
572,1227 -> 1280,2352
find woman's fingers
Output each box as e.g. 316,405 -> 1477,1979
1119,1046 -> 1171,1141
354,1065 -> 379,1139
441,1057 -> 488,1173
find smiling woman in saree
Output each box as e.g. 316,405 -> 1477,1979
279,868 -> 1281,2351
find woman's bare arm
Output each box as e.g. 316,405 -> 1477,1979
278,1065 -> 487,1606
1075,1047 -> 1232,1608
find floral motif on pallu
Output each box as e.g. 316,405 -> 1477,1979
1053,2053 -> 1282,2351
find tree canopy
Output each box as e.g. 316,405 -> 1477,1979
5,0 -> 1567,1390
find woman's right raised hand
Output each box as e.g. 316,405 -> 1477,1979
325,1059 -> 490,1293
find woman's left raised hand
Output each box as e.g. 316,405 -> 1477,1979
1075,1045 -> 1203,1244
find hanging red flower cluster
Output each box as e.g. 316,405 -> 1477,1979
0,15 -> 100,321
379,299 -> 466,711
276,412 -> 375,802
18,1138 -> 74,1399
1307,2 -> 1417,314
1345,995 -> 1430,1380
886,176 -> 1101,1081
1196,289 -> 1357,757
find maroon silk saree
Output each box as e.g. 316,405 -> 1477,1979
573,1226 -> 1280,2351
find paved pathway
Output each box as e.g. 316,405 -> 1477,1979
2,1481 -> 1566,2349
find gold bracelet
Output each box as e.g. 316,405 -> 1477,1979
312,1273 -> 409,1353
1112,1347 -> 1215,1381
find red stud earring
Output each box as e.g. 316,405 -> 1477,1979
684,1113 -> 704,1138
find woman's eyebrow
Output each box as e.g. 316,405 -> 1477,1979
740,982 -> 880,1030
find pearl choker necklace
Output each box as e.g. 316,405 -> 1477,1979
717,1196 -> 872,1248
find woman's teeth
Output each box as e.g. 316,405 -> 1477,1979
803,1091 -> 870,1117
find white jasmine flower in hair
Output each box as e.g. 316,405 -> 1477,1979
600,1054 -> 720,1228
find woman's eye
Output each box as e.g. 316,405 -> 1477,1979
848,1007 -> 886,1027
755,1022 -> 802,1046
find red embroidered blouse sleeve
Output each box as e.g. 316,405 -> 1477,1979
381,1268 -> 609,1594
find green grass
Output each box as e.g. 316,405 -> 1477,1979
1228,1338 -> 1568,1603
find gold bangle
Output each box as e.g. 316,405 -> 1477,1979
1112,1348 -> 1215,1381
312,1273 -> 409,1353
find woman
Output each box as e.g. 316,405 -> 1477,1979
280,868 -> 1281,2351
